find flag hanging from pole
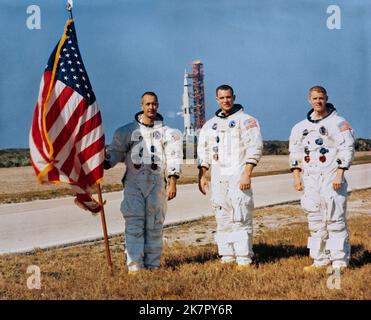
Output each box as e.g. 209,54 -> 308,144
29,19 -> 105,214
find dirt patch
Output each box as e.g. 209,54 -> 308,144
164,188 -> 371,247
1,155 -> 293,195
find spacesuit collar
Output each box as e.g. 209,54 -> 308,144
135,111 -> 163,127
215,104 -> 243,118
307,103 -> 336,123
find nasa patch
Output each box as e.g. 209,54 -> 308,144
319,126 -> 327,135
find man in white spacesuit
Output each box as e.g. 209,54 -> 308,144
198,85 -> 263,267
289,86 -> 355,271
104,92 -> 182,273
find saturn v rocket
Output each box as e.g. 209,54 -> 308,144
181,70 -> 194,137
180,60 -> 206,142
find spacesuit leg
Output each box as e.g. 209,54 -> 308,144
322,176 -> 350,268
121,180 -> 146,271
211,180 -> 236,262
230,188 -> 254,265
302,174 -> 330,266
214,205 -> 236,262
144,179 -> 167,269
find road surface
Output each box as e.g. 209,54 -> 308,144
0,164 -> 370,254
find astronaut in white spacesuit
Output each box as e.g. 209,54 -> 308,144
289,86 -> 355,271
198,85 -> 263,267
104,92 -> 182,273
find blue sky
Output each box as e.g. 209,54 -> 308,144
0,0 -> 370,148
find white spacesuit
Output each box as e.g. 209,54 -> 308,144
198,105 -> 263,265
105,112 -> 182,271
289,104 -> 355,268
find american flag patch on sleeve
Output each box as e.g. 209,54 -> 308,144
244,118 -> 258,129
338,120 -> 352,132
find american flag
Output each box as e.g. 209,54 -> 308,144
29,19 -> 105,213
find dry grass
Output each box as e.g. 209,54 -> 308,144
0,189 -> 370,300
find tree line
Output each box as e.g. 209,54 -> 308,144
1,138 -> 370,168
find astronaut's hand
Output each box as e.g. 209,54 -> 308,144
198,175 -> 209,195
293,176 -> 304,191
103,160 -> 111,170
167,177 -> 177,200
292,169 -> 303,191
240,172 -> 251,190
332,169 -> 345,190
332,179 -> 342,190
167,185 -> 177,200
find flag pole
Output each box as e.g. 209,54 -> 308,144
64,0 -> 113,276
66,0 -> 73,19
97,184 -> 114,276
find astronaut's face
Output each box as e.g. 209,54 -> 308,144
308,90 -> 328,115
216,89 -> 235,116
141,94 -> 159,120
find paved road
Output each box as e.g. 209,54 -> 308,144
0,164 -> 370,254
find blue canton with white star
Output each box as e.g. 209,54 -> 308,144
45,22 -> 96,105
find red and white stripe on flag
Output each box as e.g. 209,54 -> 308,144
29,19 -> 105,214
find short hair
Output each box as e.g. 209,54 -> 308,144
216,84 -> 234,96
308,86 -> 327,96
141,91 -> 158,103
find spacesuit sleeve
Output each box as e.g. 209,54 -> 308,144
288,124 -> 303,171
333,119 -> 355,169
105,127 -> 131,169
241,117 -> 263,166
197,126 -> 211,169
164,128 -> 183,178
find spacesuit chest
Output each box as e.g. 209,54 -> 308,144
128,125 -> 165,174
300,122 -> 337,168
209,117 -> 241,163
